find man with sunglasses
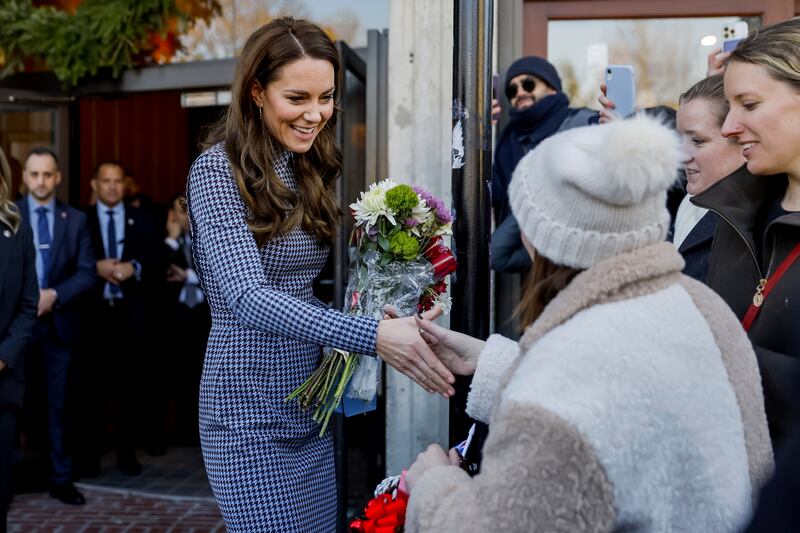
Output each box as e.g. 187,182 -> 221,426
491,56 -> 597,273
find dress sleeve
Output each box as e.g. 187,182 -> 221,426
187,148 -> 378,355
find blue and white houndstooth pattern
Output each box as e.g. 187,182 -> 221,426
187,143 -> 378,532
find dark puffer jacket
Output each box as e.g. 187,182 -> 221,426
693,165 -> 800,448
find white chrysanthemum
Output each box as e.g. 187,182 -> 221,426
432,292 -> 453,313
349,179 -> 398,228
408,197 -> 433,236
435,222 -> 453,236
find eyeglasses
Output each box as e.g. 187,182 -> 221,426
505,77 -> 536,100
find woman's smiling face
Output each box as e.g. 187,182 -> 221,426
722,61 -> 800,177
676,98 -> 745,195
253,57 -> 335,153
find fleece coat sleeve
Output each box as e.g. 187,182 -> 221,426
465,334 -> 519,424
406,402 -> 616,533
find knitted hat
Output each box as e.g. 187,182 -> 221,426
509,114 -> 682,269
505,56 -> 562,95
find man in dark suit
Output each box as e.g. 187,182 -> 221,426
17,147 -> 95,505
80,160 -> 158,476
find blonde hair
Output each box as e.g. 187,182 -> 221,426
0,146 -> 21,234
203,17 -> 342,247
729,17 -> 800,91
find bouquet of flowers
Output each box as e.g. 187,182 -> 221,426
287,179 -> 457,435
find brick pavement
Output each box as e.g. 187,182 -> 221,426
7,486 -> 225,532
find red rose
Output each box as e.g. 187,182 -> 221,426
417,292 -> 435,313
422,236 -> 457,281
431,279 -> 447,295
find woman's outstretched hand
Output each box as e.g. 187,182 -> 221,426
376,306 -> 456,398
414,315 -> 483,376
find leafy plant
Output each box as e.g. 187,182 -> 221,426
0,0 -> 219,85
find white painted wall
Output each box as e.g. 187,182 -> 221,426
384,0 -> 454,476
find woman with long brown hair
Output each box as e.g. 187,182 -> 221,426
405,116 -> 772,532
0,146 -> 38,530
186,17 -> 454,531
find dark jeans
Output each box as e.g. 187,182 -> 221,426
22,318 -> 73,484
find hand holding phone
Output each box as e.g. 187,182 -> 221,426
604,65 -> 636,119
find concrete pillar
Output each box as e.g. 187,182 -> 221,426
384,0 -> 453,476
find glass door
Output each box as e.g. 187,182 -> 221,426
0,90 -> 73,204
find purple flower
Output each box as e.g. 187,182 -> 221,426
367,225 -> 379,240
413,186 -> 454,225
404,218 -> 419,227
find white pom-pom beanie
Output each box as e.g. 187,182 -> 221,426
509,113 -> 683,269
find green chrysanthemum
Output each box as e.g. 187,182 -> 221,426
388,231 -> 420,261
385,184 -> 419,217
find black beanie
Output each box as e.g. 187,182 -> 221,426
504,56 -> 562,97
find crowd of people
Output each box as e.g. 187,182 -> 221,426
416,15 -> 799,533
0,149 -> 211,528
2,12 -> 800,533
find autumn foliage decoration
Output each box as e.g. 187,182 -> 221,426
0,0 -> 220,84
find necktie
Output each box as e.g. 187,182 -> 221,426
107,209 -> 121,296
36,206 -> 51,288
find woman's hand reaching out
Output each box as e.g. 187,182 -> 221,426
376,306 -> 456,398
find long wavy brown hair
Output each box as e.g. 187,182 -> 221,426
204,17 -> 342,247
516,249 -> 583,330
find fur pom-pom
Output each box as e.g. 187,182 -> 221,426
589,114 -> 683,206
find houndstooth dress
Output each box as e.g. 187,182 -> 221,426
187,143 -> 379,532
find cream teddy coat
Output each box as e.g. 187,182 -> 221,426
407,242 -> 773,533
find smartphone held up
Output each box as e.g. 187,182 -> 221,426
605,65 -> 636,119
723,21 -> 748,53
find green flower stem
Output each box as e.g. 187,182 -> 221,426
288,349 -> 366,436
317,354 -> 357,437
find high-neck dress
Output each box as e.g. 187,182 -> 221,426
187,143 -> 378,532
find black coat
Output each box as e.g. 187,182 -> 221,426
677,211 -> 717,283
16,199 -> 96,344
490,214 -> 532,273
0,221 -> 38,409
745,371 -> 800,532
693,165 -> 800,446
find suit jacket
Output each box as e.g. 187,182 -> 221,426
85,204 -> 159,330
0,220 -> 38,409
678,211 -> 718,283
17,198 -> 97,344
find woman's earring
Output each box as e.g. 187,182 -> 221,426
258,106 -> 262,120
